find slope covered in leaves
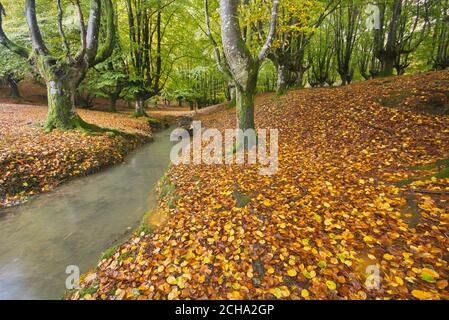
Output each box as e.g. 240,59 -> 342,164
0,104 -> 152,207
70,71 -> 449,300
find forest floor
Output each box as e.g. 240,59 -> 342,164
0,104 -> 155,207
69,70 -> 449,300
0,98 -> 224,208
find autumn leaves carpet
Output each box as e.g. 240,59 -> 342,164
0,105 -> 152,207
70,71 -> 447,299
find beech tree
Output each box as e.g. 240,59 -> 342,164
333,0 -> 360,85
204,0 -> 279,137
0,47 -> 29,98
430,0 -> 449,70
0,0 -> 115,130
308,24 -> 336,87
373,0 -> 430,77
124,0 -> 176,117
267,0 -> 338,94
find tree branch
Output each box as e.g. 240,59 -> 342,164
258,0 -> 279,62
57,0 -> 71,58
25,0 -> 49,56
204,0 -> 232,79
0,2 -> 30,58
85,0 -> 102,64
73,0 -> 87,62
94,0 -> 115,65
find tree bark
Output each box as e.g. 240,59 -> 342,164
0,0 -> 115,131
45,78 -> 83,130
109,96 -> 117,112
135,98 -> 147,117
381,57 -> 395,77
206,0 -> 278,136
236,85 -> 256,132
276,64 -> 288,95
7,75 -> 21,98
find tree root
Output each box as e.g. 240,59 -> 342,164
44,114 -> 134,139
132,110 -> 149,118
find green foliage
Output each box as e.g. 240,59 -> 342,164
0,0 -> 448,107
0,42 -> 31,85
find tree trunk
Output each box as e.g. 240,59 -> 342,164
109,96 -> 117,112
135,98 -> 147,117
230,86 -> 236,103
295,71 -> 306,88
276,64 -> 288,95
7,77 -> 21,98
381,58 -> 395,77
235,84 -> 257,148
45,79 -> 84,131
236,90 -> 255,130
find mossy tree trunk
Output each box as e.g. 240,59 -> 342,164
6,74 -> 21,98
0,0 -> 116,131
135,97 -> 148,117
109,95 -> 117,112
45,78 -> 80,130
275,64 -> 288,96
380,57 -> 396,77
236,82 -> 256,132
205,0 -> 279,139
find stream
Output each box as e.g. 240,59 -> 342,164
0,128 -> 174,300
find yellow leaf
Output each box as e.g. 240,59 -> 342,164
383,253 -> 394,261
411,290 -> 433,300
301,289 -> 309,298
269,287 -> 282,299
395,276 -> 404,286
326,280 -> 337,290
255,230 -> 264,237
167,276 -> 177,285
437,280 -> 448,289
421,268 -> 439,279
267,267 -> 275,274
287,269 -> 297,277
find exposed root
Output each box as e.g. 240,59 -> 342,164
44,114 -> 134,139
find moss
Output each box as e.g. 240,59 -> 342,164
167,195 -> 181,209
79,285 -> 98,298
233,190 -> 251,208
433,167 -> 449,179
275,88 -> 288,97
136,209 -> 154,235
226,97 -> 236,110
402,193 -> 420,228
159,175 -> 176,199
133,110 -> 149,118
100,245 -> 118,260
117,251 -> 133,262
45,113 -> 134,140
409,157 -> 449,171
396,158 -> 449,186
147,117 -> 164,131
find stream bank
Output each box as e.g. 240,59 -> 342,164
0,127 -> 174,299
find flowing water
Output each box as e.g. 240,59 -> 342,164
0,128 -> 174,300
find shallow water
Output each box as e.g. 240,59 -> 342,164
0,128 -> 174,300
